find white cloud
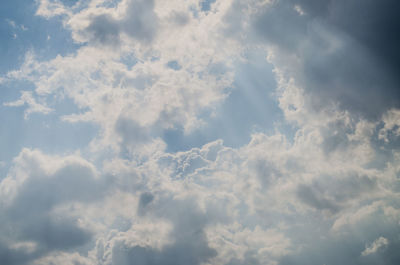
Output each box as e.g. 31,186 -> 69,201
35,0 -> 71,18
6,19 -> 17,28
361,237 -> 389,256
34,252 -> 94,265
3,0 -> 241,158
379,108 -> 400,142
4,91 -> 53,118
207,223 -> 291,265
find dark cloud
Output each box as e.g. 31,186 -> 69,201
296,173 -> 377,213
297,184 -> 339,213
111,197 -> 218,265
0,242 -> 41,265
325,175 -> 377,202
168,11 -> 190,26
83,0 -> 158,45
279,206 -> 400,265
0,151 -> 106,264
115,117 -> 153,157
137,191 -> 154,215
226,251 -> 261,265
86,14 -> 121,45
251,0 -> 400,119
112,238 -> 216,265
326,0 -> 400,74
7,163 -> 104,218
251,159 -> 282,188
320,120 -> 352,155
20,215 -> 92,250
122,0 -> 158,42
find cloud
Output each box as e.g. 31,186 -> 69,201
0,149 -> 105,263
362,237 -> 389,256
33,252 -> 94,265
6,19 -> 17,28
94,196 -> 221,265
379,109 -> 400,143
74,0 -> 159,46
35,0 -> 71,18
4,91 -> 53,119
1,0 -> 400,264
1,109 -> 399,265
85,13 -> 121,45
246,0 -> 400,120
296,184 -> 339,213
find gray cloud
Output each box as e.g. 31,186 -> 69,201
111,197 -> 218,265
86,14 -> 121,45
297,184 -> 339,213
296,172 -> 377,213
251,0 -> 400,120
116,117 -> 152,148
137,191 -> 154,215
20,215 -> 92,251
0,150 -> 106,264
226,253 -> 261,265
279,209 -> 400,265
0,241 -> 38,265
122,0 -> 158,42
7,164 -> 104,218
83,0 -> 158,45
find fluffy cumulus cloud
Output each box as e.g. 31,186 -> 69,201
0,0 -> 400,264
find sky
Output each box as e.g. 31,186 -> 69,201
0,0 -> 399,264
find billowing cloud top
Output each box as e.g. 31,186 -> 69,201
0,0 -> 400,264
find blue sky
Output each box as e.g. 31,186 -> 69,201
1,0 -> 400,264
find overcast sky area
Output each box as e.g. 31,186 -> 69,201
0,0 -> 400,264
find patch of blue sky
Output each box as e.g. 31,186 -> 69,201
121,53 -> 139,70
163,50 -> 284,152
0,81 -> 98,179
96,0 -> 122,9
0,0 -> 81,75
0,110 -> 98,176
166,60 -> 182,71
200,0 -> 216,12
0,0 -> 95,175
189,4 -> 199,18
59,0 -> 80,7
